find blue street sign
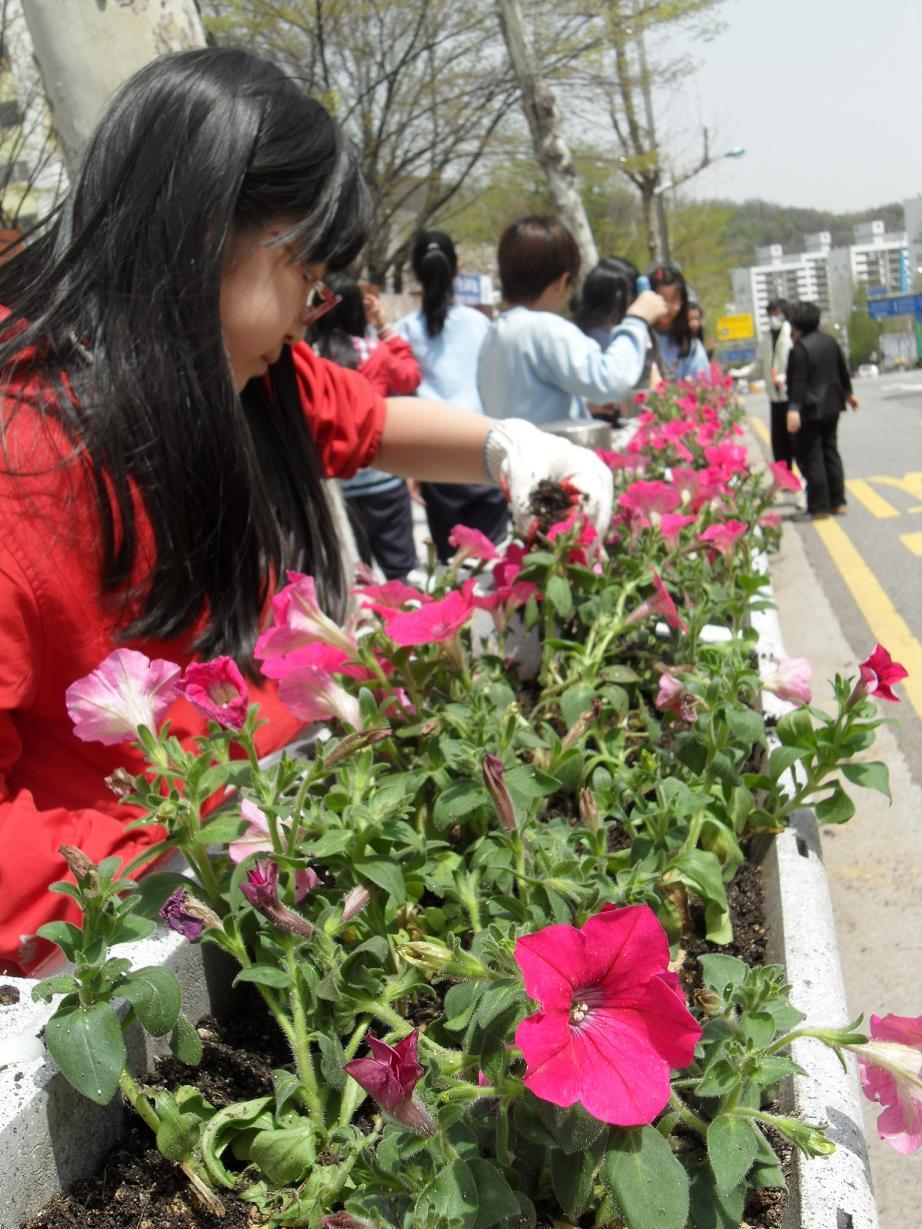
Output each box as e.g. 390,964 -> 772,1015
866,293 -> 922,321
719,343 -> 757,362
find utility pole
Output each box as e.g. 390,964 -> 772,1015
21,0 -> 206,173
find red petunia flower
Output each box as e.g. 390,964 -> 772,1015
514,904 -> 701,1125
851,644 -> 908,705
343,1031 -> 436,1135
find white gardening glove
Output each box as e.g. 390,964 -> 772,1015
484,418 -> 614,540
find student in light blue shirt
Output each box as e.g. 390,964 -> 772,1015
477,217 -> 666,426
647,264 -> 710,381
394,231 -> 509,560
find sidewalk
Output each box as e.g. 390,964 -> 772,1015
768,507 -> 922,1225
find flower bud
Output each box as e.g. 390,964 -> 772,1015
561,699 -> 603,751
241,861 -> 313,939
693,987 -> 723,1015
482,753 -> 516,833
323,726 -> 392,768
397,939 -> 492,981
105,767 -> 136,801
769,1114 -> 836,1157
340,884 -> 372,924
578,788 -> 601,834
58,845 -> 98,889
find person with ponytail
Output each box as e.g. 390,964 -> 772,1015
646,264 -> 710,381
394,231 -> 509,561
0,50 -> 615,973
309,274 -> 421,579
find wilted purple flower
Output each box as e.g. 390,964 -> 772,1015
241,861 -> 313,939
321,1215 -> 377,1229
343,1031 -> 436,1135
482,753 -> 515,833
160,888 -> 220,942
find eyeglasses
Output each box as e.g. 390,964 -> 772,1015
301,279 -> 341,327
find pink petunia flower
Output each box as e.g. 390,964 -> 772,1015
618,479 -> 682,528
343,1031 -> 436,1135
852,1014 -> 922,1155
65,648 -> 181,746
355,579 -> 432,610
277,659 -> 362,728
850,643 -> 909,705
448,524 -> 500,564
658,513 -> 697,551
378,581 -> 476,647
229,798 -> 275,864
697,519 -> 748,562
768,461 -> 802,493
178,657 -> 249,729
761,657 -> 813,706
255,571 -> 356,664
514,904 -> 701,1125
626,569 -> 688,634
655,672 -> 697,723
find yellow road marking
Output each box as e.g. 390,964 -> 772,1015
813,518 -> 922,721
873,472 -> 922,500
749,416 -> 771,448
844,479 -> 900,519
900,532 -> 922,556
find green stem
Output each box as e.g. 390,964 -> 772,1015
668,1090 -> 708,1139
284,943 -> 325,1127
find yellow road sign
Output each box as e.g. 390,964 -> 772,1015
716,313 -> 754,341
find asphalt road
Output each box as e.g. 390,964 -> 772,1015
750,370 -> 922,787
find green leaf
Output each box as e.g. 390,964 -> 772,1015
31,973 -> 78,1001
561,684 -> 598,729
148,1090 -> 203,1161
686,1152 -> 746,1229
469,1158 -> 521,1229
35,920 -> 84,959
201,1096 -> 274,1188
767,744 -> 806,781
316,1033 -> 347,1091
546,575 -> 573,620
671,850 -> 732,944
775,707 -> 815,748
699,954 -> 747,996
233,964 -> 292,990
535,1098 -> 607,1155
421,1158 -> 479,1227
109,912 -> 157,945
352,856 -> 406,903
45,1001 -> 126,1105
707,1114 -> 760,1193
602,1126 -> 689,1229
741,1010 -> 776,1048
118,966 -> 182,1036
841,760 -> 891,801
197,815 -> 248,845
724,705 -> 764,747
814,782 -> 856,825
696,1059 -> 740,1098
433,779 -> 488,828
249,1124 -> 316,1185
169,1014 -> 204,1066
551,1132 -> 606,1218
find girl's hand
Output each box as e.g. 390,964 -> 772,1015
847,394 -> 859,411
627,290 -> 667,325
787,408 -> 801,434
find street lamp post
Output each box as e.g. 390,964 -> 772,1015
651,147 -> 746,267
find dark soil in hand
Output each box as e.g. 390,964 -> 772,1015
529,478 -> 576,536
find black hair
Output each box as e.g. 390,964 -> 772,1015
308,274 -> 367,369
572,256 -> 639,335
788,300 -> 821,335
411,230 -> 457,339
767,298 -> 789,317
687,301 -> 705,346
647,264 -> 694,357
0,47 -> 372,663
498,216 -> 581,305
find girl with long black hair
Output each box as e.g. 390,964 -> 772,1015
394,230 -> 509,561
646,264 -> 709,381
0,49 -> 613,973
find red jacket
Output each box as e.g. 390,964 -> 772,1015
357,333 -> 421,398
0,343 -> 385,973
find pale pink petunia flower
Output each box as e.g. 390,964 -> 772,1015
229,798 -> 274,864
852,1014 -> 922,1155
761,657 -> 813,706
255,571 -> 356,664
655,672 -> 697,722
65,648 -> 181,746
277,660 -> 362,728
514,904 -> 701,1125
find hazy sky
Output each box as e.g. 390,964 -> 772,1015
651,0 -> 922,213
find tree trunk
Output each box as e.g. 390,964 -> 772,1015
640,184 -> 660,264
3,0 -> 69,220
494,0 -> 598,279
21,0 -> 206,174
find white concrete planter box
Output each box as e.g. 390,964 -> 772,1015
0,583 -> 879,1228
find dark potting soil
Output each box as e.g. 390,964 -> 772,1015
22,868 -> 786,1229
529,479 -> 577,536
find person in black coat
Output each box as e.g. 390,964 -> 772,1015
785,301 -> 859,520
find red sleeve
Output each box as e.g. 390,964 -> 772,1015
358,335 -> 421,397
291,341 -> 387,479
0,553 -> 164,975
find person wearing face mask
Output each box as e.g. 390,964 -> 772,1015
760,298 -> 795,471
